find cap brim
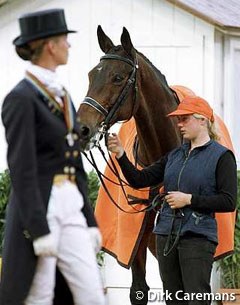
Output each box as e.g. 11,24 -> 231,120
167,109 -> 194,117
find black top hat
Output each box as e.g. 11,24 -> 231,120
13,8 -> 76,47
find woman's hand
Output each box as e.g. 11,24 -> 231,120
165,191 -> 192,209
33,233 -> 58,257
107,133 -> 124,158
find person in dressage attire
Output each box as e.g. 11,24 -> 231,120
107,96 -> 237,305
0,8 -> 105,305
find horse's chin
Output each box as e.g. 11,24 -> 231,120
84,141 -> 96,151
79,134 -> 100,152
79,138 -> 91,152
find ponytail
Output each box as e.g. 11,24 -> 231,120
193,113 -> 220,141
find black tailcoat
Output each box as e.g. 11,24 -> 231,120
0,79 -> 97,305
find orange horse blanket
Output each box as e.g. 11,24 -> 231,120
95,86 -> 236,268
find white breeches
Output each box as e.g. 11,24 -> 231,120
25,181 -> 105,305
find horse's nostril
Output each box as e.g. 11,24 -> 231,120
80,126 -> 90,137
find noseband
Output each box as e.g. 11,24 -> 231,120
82,54 -> 138,130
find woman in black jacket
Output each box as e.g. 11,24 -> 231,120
1,9 -> 105,305
107,96 -> 237,305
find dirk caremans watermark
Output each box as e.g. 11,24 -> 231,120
134,290 -> 236,303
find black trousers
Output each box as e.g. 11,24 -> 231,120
156,235 -> 217,305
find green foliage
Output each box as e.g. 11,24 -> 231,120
219,171 -> 240,288
0,170 -> 11,254
96,250 -> 105,267
87,169 -> 100,210
87,170 -> 105,267
0,169 -> 101,255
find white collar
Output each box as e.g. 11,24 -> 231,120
26,63 -> 65,98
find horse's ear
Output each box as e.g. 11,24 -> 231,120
97,25 -> 114,53
121,27 -> 136,60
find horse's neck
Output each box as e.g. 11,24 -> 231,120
133,56 -> 181,165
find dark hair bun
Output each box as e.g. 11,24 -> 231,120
15,45 -> 32,61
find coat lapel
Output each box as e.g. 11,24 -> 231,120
25,71 -> 64,117
25,72 -> 76,146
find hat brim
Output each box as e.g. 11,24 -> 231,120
167,109 -> 194,117
13,29 -> 77,47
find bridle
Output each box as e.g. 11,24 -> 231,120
80,52 -> 164,214
81,53 -> 139,134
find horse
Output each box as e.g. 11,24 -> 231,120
77,26 -> 235,305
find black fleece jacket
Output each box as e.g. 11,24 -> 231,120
117,150 -> 237,213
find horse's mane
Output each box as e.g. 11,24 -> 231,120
136,50 -> 170,88
136,50 -> 180,105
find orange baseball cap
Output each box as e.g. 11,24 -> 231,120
167,96 -> 214,122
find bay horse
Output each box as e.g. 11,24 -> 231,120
77,26 -> 235,305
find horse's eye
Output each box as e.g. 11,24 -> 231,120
113,74 -> 124,84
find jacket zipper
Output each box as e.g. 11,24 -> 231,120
176,151 -> 191,217
177,151 -> 190,190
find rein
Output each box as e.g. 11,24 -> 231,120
83,147 -> 163,214
82,133 -> 163,214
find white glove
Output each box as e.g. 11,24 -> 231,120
88,227 -> 102,253
33,233 -> 58,257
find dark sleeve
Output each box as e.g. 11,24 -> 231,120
191,151 -> 237,213
117,152 -> 168,188
82,202 -> 97,227
1,91 -> 50,239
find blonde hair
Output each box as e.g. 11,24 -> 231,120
193,113 -> 220,141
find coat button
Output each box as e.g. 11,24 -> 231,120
70,167 -> 76,174
73,150 -> 79,158
63,166 -> 70,174
73,133 -> 79,140
65,151 -> 71,158
23,230 -> 31,239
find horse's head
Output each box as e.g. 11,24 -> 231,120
77,26 -> 139,150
